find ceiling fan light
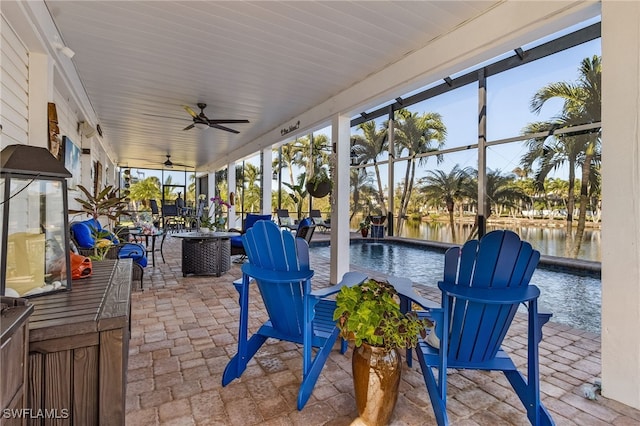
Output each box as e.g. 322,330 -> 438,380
194,122 -> 209,130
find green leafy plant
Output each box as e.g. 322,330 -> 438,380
199,214 -> 214,229
307,166 -> 332,192
70,184 -> 130,226
358,217 -> 371,231
334,279 -> 431,350
283,172 -> 308,220
88,228 -> 116,261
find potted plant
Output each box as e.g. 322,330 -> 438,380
358,218 -> 371,237
209,196 -> 231,231
70,184 -> 130,231
199,214 -> 214,232
306,167 -> 332,198
334,279 -> 431,426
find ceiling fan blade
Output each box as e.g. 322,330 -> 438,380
183,105 -> 198,118
183,123 -> 195,131
210,123 -> 240,134
173,162 -> 194,168
207,119 -> 250,124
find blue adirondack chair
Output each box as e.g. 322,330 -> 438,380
222,220 -> 367,409
416,230 -> 554,425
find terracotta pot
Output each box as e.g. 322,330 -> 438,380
306,181 -> 331,198
360,228 -> 369,237
352,343 -> 401,426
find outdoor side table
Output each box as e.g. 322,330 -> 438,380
129,229 -> 165,267
173,231 -> 240,277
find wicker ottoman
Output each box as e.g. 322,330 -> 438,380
181,237 -> 231,277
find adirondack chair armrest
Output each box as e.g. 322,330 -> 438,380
438,281 -> 541,305
241,263 -> 314,283
311,272 -> 368,298
387,276 -> 440,310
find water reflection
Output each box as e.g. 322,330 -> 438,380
311,242 -> 601,333
399,221 -> 601,261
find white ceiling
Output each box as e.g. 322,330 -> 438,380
45,1 -> 499,171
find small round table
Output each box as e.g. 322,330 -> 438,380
172,231 -> 240,277
129,229 -> 165,267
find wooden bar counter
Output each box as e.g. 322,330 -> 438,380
26,259 -> 132,426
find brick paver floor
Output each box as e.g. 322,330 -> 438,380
125,234 -> 640,425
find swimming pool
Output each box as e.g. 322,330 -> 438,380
309,241 -> 601,333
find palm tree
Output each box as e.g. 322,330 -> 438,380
350,168 -> 375,222
520,119 -> 580,246
162,175 -> 175,201
241,163 -> 262,213
544,177 -> 570,221
128,177 -> 161,209
393,108 -> 446,234
352,120 -> 389,215
465,169 -> 527,240
274,139 -> 307,187
419,165 -> 471,240
525,55 -> 601,257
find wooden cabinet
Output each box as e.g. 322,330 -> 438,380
26,260 -> 132,426
1,297 -> 34,426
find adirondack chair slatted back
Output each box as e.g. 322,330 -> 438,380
242,220 -> 310,336
444,231 -> 540,363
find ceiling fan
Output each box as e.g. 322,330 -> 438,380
163,154 -> 191,168
183,103 -> 249,133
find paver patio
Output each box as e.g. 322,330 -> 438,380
125,234 -> 640,425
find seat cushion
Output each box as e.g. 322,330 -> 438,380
244,214 -> 272,230
70,222 -> 95,249
297,217 -> 312,230
230,236 -> 244,248
118,243 -> 148,267
71,219 -> 119,248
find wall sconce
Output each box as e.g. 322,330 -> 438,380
52,36 -> 75,59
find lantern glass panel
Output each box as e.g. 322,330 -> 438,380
4,177 -> 69,297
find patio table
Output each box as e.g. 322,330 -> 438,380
129,228 -> 165,267
173,231 -> 240,277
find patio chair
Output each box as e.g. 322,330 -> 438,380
310,209 -> 330,232
222,220 -> 367,409
162,204 -> 184,232
229,213 -> 273,260
276,209 -> 298,231
295,217 -> 315,243
70,219 -> 146,288
415,230 -> 554,425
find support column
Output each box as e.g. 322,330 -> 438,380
329,114 -> 351,284
477,68 -> 487,238
261,147 -> 273,216
601,1 -> 640,409
206,172 -> 216,223
228,162 -> 237,229
28,52 -> 52,148
387,108 -> 395,236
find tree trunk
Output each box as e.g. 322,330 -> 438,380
564,158 -> 577,257
448,204 -> 456,241
374,161 -> 388,216
572,144 -> 595,258
396,157 -> 413,234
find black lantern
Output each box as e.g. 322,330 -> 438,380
1,145 -> 73,297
